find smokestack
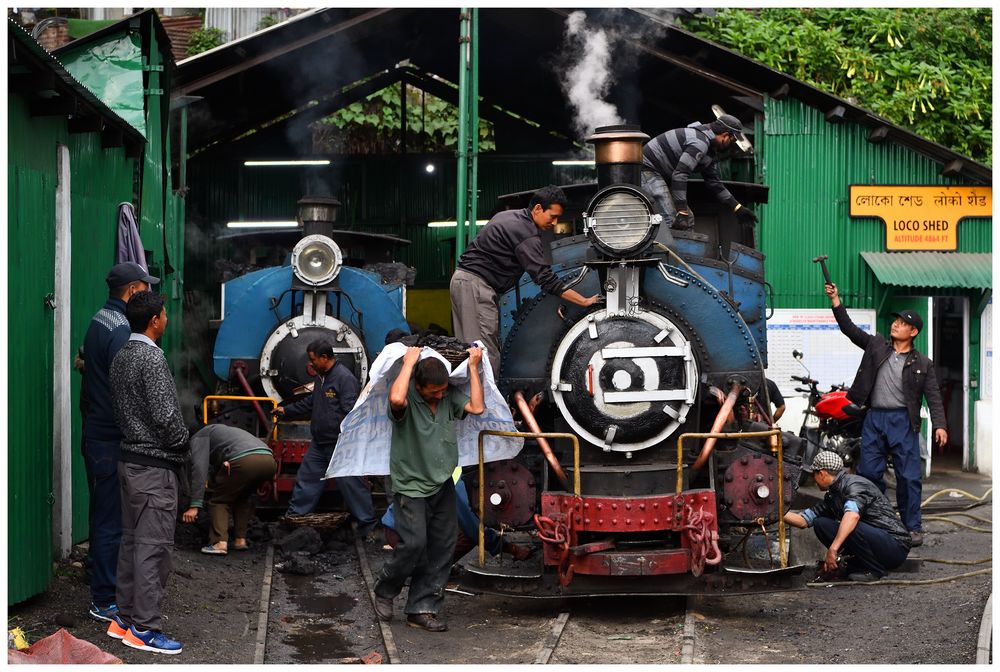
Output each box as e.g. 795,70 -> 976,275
585,124 -> 649,190
296,196 -> 340,240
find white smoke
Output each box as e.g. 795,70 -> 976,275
560,11 -> 623,140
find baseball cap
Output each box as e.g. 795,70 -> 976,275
713,114 -> 747,142
106,262 -> 159,288
804,451 -> 844,474
891,309 -> 923,332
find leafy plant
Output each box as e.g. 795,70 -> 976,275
257,15 -> 278,31
680,8 -> 991,165
313,82 -> 495,154
186,26 -> 225,56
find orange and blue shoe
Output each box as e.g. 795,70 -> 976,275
106,614 -> 129,640
122,625 -> 183,655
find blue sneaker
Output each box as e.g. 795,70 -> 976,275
88,602 -> 119,623
122,625 -> 183,655
106,614 -> 129,640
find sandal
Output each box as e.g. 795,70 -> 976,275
232,543 -> 250,551
200,545 -> 228,555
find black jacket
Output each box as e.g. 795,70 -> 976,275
809,473 -> 912,549
283,361 -> 360,448
833,304 -> 946,434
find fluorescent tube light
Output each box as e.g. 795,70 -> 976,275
552,160 -> 595,166
243,160 -> 331,166
226,221 -> 299,229
427,220 -> 490,228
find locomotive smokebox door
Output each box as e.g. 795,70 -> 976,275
550,308 -> 698,454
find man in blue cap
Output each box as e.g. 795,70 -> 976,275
80,262 -> 158,623
825,282 -> 947,547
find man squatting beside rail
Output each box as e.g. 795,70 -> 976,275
106,291 -> 189,654
373,346 -> 485,632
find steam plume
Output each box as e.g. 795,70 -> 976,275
560,11 -> 623,140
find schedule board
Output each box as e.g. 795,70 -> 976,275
766,308 -> 877,398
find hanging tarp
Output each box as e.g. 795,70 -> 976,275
116,202 -> 147,269
57,31 -> 146,138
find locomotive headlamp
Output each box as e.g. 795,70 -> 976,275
291,234 -> 342,286
585,185 -> 661,257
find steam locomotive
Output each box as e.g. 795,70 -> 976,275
210,196 -> 410,502
460,125 -> 808,596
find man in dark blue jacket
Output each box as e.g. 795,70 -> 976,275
276,338 -> 376,536
825,282 -> 947,547
80,261 -> 158,623
785,451 -> 911,583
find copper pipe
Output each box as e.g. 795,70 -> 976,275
692,382 -> 742,470
233,366 -> 272,433
513,390 -> 570,489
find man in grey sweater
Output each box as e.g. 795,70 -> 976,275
181,424 -> 276,555
107,291 -> 188,655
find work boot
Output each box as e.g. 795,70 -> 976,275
847,571 -> 881,583
374,595 -> 394,622
909,531 -> 924,547
406,613 -> 448,632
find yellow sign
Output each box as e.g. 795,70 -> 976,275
849,185 -> 991,251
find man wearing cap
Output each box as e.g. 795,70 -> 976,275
825,283 -> 947,547
640,114 -> 758,231
79,262 -> 158,623
785,451 -> 911,582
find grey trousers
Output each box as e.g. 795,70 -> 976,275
374,480 -> 458,616
640,169 -> 679,227
450,268 -> 501,370
116,462 -> 178,632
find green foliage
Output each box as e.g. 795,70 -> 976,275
680,8 -> 992,165
257,15 -> 278,31
313,82 -> 495,154
186,27 -> 225,57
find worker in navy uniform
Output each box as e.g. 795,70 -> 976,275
450,185 -> 600,370
80,261 -> 158,624
785,451 -> 911,583
825,282 -> 947,547
640,114 -> 758,231
276,338 -> 378,538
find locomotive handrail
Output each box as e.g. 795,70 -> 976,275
475,430 -> 580,568
202,395 -> 280,442
676,429 -> 787,569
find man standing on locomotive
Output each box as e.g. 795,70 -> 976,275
450,185 -> 600,369
785,451 -> 911,582
373,345 -> 485,632
640,114 -> 759,231
825,282 -> 947,547
275,339 -> 378,538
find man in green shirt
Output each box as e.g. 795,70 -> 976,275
373,345 -> 485,632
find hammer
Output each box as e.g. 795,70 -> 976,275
813,255 -> 833,285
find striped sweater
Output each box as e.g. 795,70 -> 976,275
110,337 -> 189,470
641,123 -> 738,212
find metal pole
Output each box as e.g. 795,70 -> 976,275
467,8 -> 479,246
454,9 -> 471,262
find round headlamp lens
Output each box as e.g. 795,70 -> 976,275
292,235 -> 342,286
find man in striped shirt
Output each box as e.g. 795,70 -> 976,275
640,114 -> 758,231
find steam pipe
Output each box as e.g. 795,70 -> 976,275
692,382 -> 742,470
233,365 -> 272,434
513,390 -> 570,490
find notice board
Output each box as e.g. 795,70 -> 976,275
766,308 -> 877,398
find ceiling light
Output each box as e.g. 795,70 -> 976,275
243,160 -> 331,167
425,163 -> 435,173
552,160 -> 595,166
226,221 -> 299,228
427,220 -> 490,228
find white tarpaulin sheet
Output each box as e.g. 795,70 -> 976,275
324,342 -> 524,478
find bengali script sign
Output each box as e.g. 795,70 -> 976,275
849,185 -> 991,251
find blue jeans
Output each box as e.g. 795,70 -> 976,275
859,408 -> 922,532
813,516 -> 909,577
83,436 -> 122,606
375,480 -> 458,615
640,169 -> 678,227
287,441 -> 377,534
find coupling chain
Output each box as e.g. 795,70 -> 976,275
533,514 -> 574,586
683,504 -> 722,577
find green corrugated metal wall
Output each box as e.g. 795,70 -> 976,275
758,97 -> 991,311
67,133 -> 137,541
8,96 -> 59,605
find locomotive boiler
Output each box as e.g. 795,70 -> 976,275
210,196 -> 410,502
462,125 -> 807,596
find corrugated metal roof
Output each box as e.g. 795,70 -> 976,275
860,251 -> 992,290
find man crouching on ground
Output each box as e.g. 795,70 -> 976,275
107,291 -> 189,654
373,346 -> 485,632
784,451 -> 911,583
